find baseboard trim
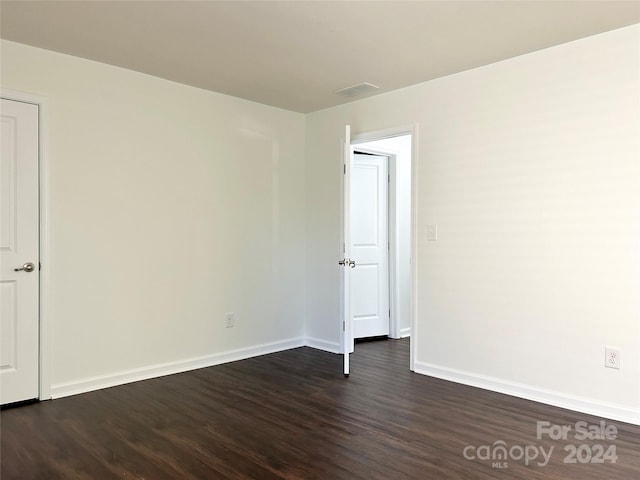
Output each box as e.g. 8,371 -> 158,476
304,337 -> 341,354
414,361 -> 640,426
51,337 -> 306,399
399,328 -> 411,338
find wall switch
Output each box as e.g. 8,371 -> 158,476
225,312 -> 235,328
427,224 -> 438,241
605,347 -> 620,369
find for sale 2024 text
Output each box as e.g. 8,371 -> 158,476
537,420 -> 618,465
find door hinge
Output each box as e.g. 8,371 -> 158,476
344,164 -> 346,174
343,321 -> 346,331
343,242 -> 345,253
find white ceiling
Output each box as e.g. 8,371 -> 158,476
1,1 -> 638,113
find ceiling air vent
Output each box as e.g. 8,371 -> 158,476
333,82 -> 380,98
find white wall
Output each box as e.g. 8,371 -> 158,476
1,40 -> 307,394
305,25 -> 640,422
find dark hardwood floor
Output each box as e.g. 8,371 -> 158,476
2,338 -> 639,479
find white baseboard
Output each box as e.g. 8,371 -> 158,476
399,328 -> 411,338
414,361 -> 640,426
53,340 -> 638,426
304,337 -> 341,354
51,337 -> 305,399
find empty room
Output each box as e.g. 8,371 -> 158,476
1,1 -> 639,479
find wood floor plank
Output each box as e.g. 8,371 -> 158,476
1,338 -> 638,479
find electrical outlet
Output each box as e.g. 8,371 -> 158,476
225,312 -> 235,328
605,347 -> 620,369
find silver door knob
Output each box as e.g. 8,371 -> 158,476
14,262 -> 36,272
338,259 -> 347,266
348,260 -> 356,268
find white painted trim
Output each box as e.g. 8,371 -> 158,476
399,327 -> 411,338
414,361 -> 640,426
388,155 -> 400,339
351,124 -> 416,145
304,337 -> 341,354
51,337 -> 306,399
387,153 -> 399,339
1,88 -> 52,401
409,124 -> 418,372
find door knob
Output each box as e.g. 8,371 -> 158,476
338,259 -> 356,268
14,262 -> 36,273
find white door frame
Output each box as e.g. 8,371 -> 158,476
349,125 -> 418,372
1,89 -> 52,400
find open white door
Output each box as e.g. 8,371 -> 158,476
1,98 -> 40,404
341,125 -> 352,376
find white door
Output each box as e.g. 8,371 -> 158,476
350,153 -> 389,339
341,125 -> 352,376
1,98 -> 40,405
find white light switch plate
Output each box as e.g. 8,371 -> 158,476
427,224 -> 438,241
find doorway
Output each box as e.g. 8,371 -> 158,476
350,150 -> 390,341
341,127 -> 414,375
